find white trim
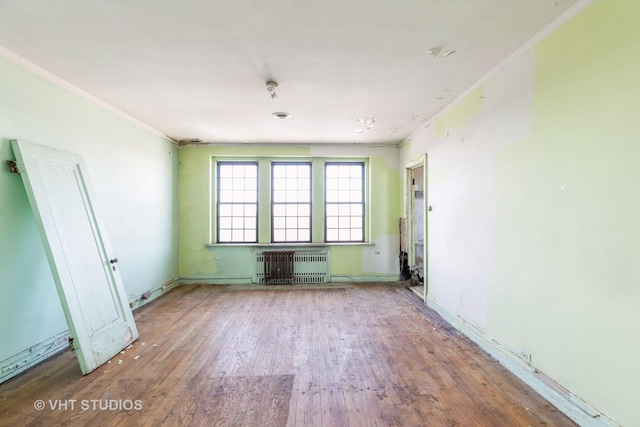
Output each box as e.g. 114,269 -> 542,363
426,296 -> 620,427
128,278 -> 180,310
405,153 -> 426,170
0,45 -> 177,145
402,0 -> 594,146
0,331 -> 69,384
330,275 -> 399,283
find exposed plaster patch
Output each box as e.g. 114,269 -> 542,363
362,234 -> 400,274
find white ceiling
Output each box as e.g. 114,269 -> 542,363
0,0 -> 579,145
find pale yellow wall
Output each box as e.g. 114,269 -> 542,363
400,1 -> 640,425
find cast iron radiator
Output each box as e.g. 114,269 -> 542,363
263,251 -> 295,285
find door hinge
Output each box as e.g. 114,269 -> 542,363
6,160 -> 20,174
68,336 -> 75,352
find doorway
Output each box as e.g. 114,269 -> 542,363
404,156 -> 427,300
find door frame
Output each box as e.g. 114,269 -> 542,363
405,154 -> 427,297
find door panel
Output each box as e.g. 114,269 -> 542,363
11,140 -> 138,374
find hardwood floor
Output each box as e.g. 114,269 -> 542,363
0,283 -> 576,427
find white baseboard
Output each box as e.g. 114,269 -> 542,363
179,276 -> 253,285
179,275 -> 400,285
129,277 -> 180,310
0,331 -> 69,384
426,296 -> 619,427
330,275 -> 400,283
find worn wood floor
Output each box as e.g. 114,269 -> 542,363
0,283 -> 576,427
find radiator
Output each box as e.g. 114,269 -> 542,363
263,251 -> 295,285
255,250 -> 330,284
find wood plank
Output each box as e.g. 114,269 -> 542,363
0,283 -> 577,427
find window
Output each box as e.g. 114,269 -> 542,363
213,157 -> 367,245
217,162 -> 258,243
271,162 -> 311,243
325,162 -> 364,242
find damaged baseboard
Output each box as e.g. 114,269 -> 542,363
0,331 -> 69,384
426,296 -> 619,427
128,277 -> 180,310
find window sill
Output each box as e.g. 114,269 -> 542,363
204,242 -> 375,248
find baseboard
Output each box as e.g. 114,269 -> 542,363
330,275 -> 400,283
0,331 -> 69,384
179,275 -> 400,285
179,277 -> 253,285
426,296 -> 619,427
129,277 -> 180,310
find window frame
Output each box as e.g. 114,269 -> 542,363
324,161 -> 366,243
270,161 -> 313,244
215,160 -> 259,244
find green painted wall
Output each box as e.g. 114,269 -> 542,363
179,144 -> 400,281
400,1 -> 640,425
0,55 -> 179,372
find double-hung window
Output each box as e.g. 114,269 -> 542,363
216,162 -> 258,243
272,162 -> 312,243
325,162 -> 364,242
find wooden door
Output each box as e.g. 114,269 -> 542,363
11,140 -> 138,374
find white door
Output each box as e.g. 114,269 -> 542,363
11,139 -> 138,375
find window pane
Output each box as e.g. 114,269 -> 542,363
274,230 -> 286,241
298,229 -> 310,241
246,190 -> 257,202
273,178 -> 285,190
286,190 -> 298,203
220,190 -> 233,202
273,204 -> 286,216
274,190 -> 286,202
274,217 -> 286,228
299,204 -> 310,216
326,217 -> 339,228
219,204 -> 232,216
286,204 -> 298,216
245,204 -> 257,216
286,217 -> 297,228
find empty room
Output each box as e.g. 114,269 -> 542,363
0,0 -> 638,426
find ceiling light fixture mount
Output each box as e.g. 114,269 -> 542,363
429,47 -> 456,58
272,112 -> 290,120
266,81 -> 278,99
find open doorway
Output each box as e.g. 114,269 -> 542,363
402,156 -> 426,300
